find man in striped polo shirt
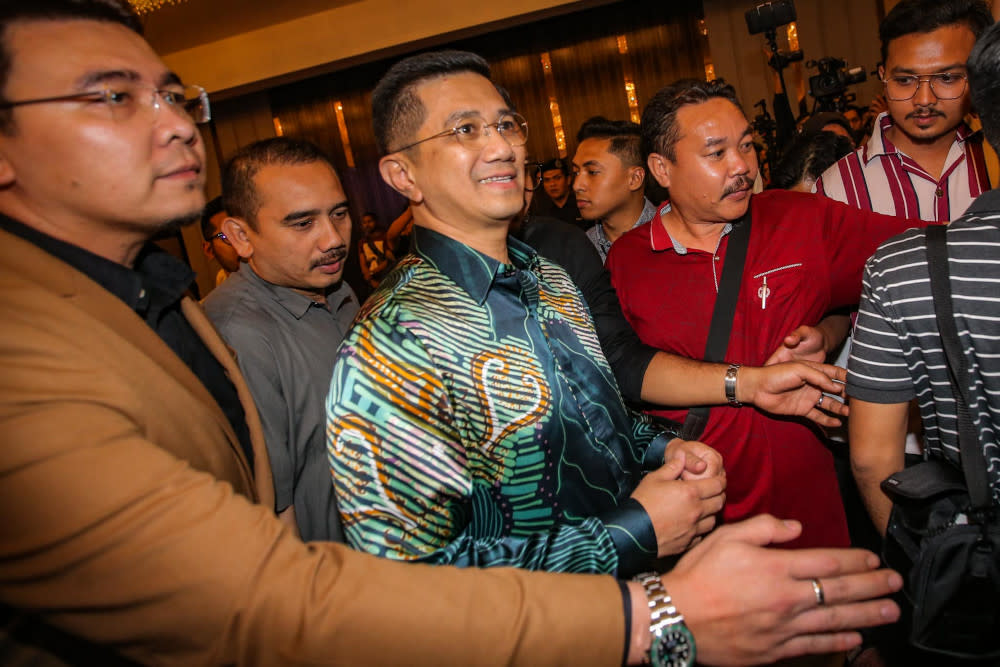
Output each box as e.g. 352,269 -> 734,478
847,15 -> 1000,542
816,0 -> 993,218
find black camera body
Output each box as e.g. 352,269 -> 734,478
745,0 -> 797,35
807,57 -> 867,100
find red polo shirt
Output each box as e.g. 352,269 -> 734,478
607,189 -> 927,548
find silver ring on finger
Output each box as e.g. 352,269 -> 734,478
811,578 -> 826,606
816,395 -> 825,408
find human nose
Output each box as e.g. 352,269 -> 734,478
913,77 -> 936,105
318,216 -> 347,251
729,150 -> 751,176
481,122 -> 516,158
152,92 -> 200,145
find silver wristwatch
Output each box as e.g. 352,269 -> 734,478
634,572 -> 696,667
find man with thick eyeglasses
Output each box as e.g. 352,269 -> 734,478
816,0 -> 992,220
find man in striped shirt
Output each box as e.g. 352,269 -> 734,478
847,12 -> 1000,537
816,0 -> 993,219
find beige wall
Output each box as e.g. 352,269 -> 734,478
703,0 -> 883,119
162,0 -> 609,96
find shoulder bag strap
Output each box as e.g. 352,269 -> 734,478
926,224 -> 992,509
680,210 -> 753,440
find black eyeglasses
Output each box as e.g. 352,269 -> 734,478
524,161 -> 545,192
210,231 -> 230,245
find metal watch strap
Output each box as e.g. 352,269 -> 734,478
724,363 -> 742,407
635,572 -> 683,636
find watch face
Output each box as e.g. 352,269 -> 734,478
649,625 -> 696,667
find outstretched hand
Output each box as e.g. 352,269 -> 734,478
652,515 -> 902,666
739,362 -> 848,428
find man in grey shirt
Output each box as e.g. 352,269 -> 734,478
204,137 -> 358,541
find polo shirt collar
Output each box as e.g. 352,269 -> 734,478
243,263 -> 352,320
649,200 -> 734,255
863,111 -> 974,164
412,224 -> 539,306
591,197 -> 658,251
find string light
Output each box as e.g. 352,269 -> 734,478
127,0 -> 190,15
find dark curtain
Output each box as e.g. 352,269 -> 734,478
264,0 -> 708,294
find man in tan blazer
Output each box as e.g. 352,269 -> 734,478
0,1 -> 903,665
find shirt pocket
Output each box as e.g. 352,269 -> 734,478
751,263 -> 804,312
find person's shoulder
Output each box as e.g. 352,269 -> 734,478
867,226 -> 930,271
202,271 -> 277,338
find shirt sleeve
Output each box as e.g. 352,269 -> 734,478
577,264 -> 658,405
846,251 -> 917,404
327,312 -> 631,574
819,195 -> 930,309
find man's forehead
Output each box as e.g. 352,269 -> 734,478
885,24 -> 977,66
574,137 -> 615,161
6,19 -> 170,92
675,99 -> 749,141
256,161 -> 343,201
414,71 -> 505,123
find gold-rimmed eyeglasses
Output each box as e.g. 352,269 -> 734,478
392,112 -> 528,153
0,82 -> 211,124
881,72 -> 968,101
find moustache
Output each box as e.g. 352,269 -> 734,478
722,176 -> 754,197
311,249 -> 348,269
907,108 -> 944,119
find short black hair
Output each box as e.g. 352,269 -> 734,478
371,50 -> 491,155
969,19 -> 1000,149
641,78 -> 742,162
540,157 -> 569,175
879,0 -> 992,65
221,137 -> 334,230
770,131 -> 854,190
200,196 -> 225,242
0,0 -> 142,133
576,116 -> 643,168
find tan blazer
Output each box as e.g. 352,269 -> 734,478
0,228 -> 623,666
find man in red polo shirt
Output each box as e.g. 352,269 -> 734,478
607,78 -> 928,549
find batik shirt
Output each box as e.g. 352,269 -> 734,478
327,226 -> 675,575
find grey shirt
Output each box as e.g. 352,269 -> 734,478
204,265 -> 359,541
585,198 -> 658,263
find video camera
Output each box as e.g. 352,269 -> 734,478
806,57 -> 867,111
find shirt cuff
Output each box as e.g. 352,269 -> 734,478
642,430 -> 676,471
846,383 -> 914,404
599,497 -> 657,578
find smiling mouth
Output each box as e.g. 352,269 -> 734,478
480,175 -> 516,184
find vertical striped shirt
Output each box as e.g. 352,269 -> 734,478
847,189 -> 1000,501
816,112 -> 991,222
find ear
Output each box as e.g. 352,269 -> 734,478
647,153 -> 672,189
202,240 -> 215,261
222,216 -> 255,260
626,165 -> 646,193
877,64 -> 885,81
379,154 -> 423,204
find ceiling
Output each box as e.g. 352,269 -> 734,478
141,0 -> 358,54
